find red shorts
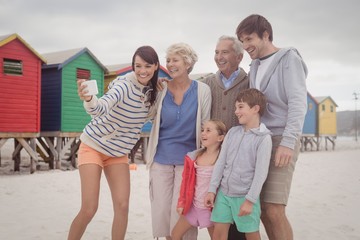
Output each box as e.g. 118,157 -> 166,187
77,143 -> 128,168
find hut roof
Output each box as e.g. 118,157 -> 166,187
42,47 -> 107,73
0,33 -> 46,63
105,63 -> 169,76
106,63 -> 132,75
314,96 -> 338,107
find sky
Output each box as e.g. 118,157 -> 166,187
1,0 -> 360,112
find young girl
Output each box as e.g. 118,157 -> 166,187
68,46 -> 159,240
171,120 -> 227,240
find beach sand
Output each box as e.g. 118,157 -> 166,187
0,137 -> 359,239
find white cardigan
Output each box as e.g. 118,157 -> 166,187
145,81 -> 211,168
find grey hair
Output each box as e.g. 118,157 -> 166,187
218,35 -> 244,55
166,43 -> 198,74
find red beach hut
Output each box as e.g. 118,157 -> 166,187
0,33 -> 46,173
0,33 -> 46,132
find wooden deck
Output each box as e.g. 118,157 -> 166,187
0,132 -> 149,173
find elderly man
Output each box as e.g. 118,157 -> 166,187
201,35 -> 249,240
201,35 -> 249,131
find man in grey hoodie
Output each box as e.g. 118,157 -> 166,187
236,14 -> 308,240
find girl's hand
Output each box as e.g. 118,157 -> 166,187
176,207 -> 184,215
204,192 -> 215,208
77,79 -> 92,102
238,199 -> 253,216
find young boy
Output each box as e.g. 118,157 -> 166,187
204,88 -> 272,240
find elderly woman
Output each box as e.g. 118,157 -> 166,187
146,43 -> 211,240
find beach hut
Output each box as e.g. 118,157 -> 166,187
104,63 -> 130,92
315,96 -> 338,136
0,33 -> 46,173
40,47 -> 107,168
41,47 -> 106,132
303,92 -> 318,135
314,96 -> 338,150
301,94 -> 338,151
301,92 -> 318,151
0,33 -> 46,133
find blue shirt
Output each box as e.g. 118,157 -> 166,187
221,68 -> 240,89
154,81 -> 198,165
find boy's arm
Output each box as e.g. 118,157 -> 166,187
245,135 -> 272,203
207,130 -> 232,193
238,199 -> 254,216
204,192 -> 216,208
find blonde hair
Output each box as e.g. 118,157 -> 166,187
197,119 -> 227,157
166,43 -> 198,73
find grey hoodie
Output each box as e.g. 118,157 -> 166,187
249,47 -> 308,149
208,123 -> 272,204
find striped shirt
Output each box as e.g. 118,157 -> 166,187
80,72 -> 151,157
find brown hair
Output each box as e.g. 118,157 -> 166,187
132,46 -> 159,106
236,14 -> 273,42
236,88 -> 267,116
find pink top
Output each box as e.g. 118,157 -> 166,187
193,162 -> 214,209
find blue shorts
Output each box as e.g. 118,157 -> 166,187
211,190 -> 261,233
185,204 -> 213,229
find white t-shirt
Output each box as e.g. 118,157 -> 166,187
255,52 -> 278,89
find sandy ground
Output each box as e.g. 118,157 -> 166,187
0,137 -> 359,239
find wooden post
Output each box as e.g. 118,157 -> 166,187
316,137 -> 321,151
43,137 -> 59,169
56,137 -> 62,169
29,138 -> 37,173
69,139 -> 81,168
16,138 -> 38,173
13,139 -> 21,171
0,138 -> 9,166
325,137 -> 328,151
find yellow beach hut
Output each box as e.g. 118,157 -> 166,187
314,96 -> 338,150
315,96 -> 338,136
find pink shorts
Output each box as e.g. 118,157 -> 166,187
185,204 -> 213,229
77,143 -> 128,168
